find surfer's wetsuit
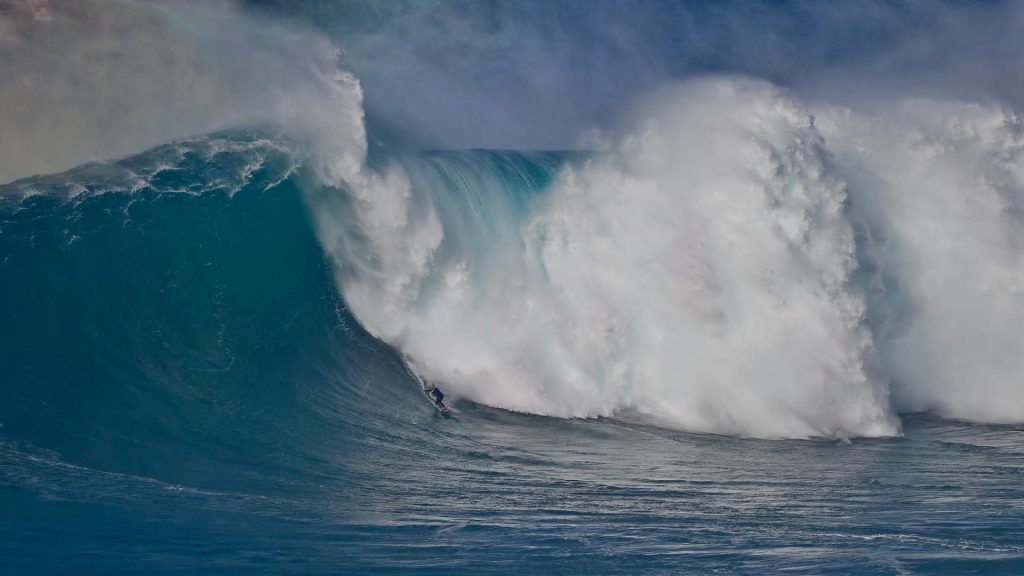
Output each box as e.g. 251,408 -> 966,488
430,387 -> 445,408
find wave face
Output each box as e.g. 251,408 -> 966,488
0,131 -> 425,493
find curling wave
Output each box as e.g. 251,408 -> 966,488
312,78 -> 1024,438
4,70 -> 1024,441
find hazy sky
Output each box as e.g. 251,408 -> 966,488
249,0 -> 1024,149
4,0 -> 1024,181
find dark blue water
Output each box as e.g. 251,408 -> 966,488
2,132 -> 1023,575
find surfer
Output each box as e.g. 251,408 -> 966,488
427,385 -> 447,410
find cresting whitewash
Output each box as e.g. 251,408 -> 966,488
313,79 -> 1024,438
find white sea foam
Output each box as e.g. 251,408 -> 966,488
315,79 -> 885,437
311,75 -> 1024,438
818,100 -> 1024,423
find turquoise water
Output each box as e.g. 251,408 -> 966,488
2,132 -> 1023,575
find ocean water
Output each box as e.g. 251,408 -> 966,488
6,2 -> 1024,574
1,130 -> 1023,575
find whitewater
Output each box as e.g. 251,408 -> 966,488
3,1 -> 1024,573
309,76 -> 1024,439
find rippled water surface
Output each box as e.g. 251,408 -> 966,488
4,411 -> 1023,575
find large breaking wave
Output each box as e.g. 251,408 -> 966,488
3,1 -> 1024,441
308,77 -> 1024,439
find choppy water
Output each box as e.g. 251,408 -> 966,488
5,411 -> 1024,574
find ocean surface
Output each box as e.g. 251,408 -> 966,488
1,130 -> 1023,575
6,1 -> 1024,573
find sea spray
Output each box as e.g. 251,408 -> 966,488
311,78 -> 900,438
819,100 -> 1024,423
310,77 -> 1024,437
